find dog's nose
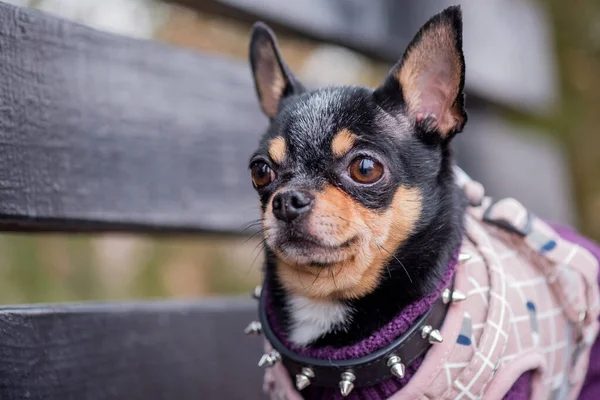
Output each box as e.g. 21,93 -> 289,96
272,190 -> 314,222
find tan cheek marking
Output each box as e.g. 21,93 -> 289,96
275,185 -> 360,299
268,136 -> 287,164
338,185 -> 422,299
367,186 -> 422,272
331,129 -> 358,158
307,184 -> 356,243
274,185 -> 422,300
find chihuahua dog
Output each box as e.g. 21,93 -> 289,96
249,6 -> 465,348
247,5 -> 600,400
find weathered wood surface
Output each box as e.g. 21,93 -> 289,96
0,298 -> 265,400
172,0 -> 558,112
0,2 -> 266,234
0,1 -> 573,233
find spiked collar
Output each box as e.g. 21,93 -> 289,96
248,251 -> 470,396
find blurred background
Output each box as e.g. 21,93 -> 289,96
0,0 -> 598,305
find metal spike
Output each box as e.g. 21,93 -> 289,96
244,321 -> 262,335
252,285 -> 262,300
295,374 -> 311,391
428,329 -> 444,343
257,350 -> 281,368
339,380 -> 354,397
421,325 -> 444,344
442,288 -> 451,304
451,290 -> 467,303
442,288 -> 467,304
339,372 -> 356,397
295,368 -> 314,391
387,355 -> 405,379
421,324 -> 433,338
257,354 -> 271,368
257,354 -> 272,368
458,253 -> 472,263
390,363 -> 406,379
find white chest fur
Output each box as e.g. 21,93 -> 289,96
286,295 -> 353,346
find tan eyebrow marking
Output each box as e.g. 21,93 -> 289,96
331,129 -> 358,158
268,136 -> 287,164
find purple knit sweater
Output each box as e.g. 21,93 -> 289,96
264,223 -> 600,400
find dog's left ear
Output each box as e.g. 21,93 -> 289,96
374,5 -> 467,139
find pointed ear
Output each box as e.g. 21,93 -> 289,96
249,22 -> 304,119
375,6 -> 467,138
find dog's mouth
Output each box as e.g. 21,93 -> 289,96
270,233 -> 358,266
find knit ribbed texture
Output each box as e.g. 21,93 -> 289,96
501,372 -> 532,399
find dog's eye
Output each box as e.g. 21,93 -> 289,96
349,157 -> 383,184
251,162 -> 275,188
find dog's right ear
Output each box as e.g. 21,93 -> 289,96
249,22 -> 304,119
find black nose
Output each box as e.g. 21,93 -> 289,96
272,190 -> 314,222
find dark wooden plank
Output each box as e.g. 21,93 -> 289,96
0,2 -> 567,234
0,2 -> 266,234
0,298 -> 266,400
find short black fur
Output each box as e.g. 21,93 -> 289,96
248,6 -> 468,349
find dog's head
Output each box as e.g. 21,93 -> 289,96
248,6 -> 466,301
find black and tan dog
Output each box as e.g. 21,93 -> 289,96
249,6 -> 465,348
246,5 -> 600,400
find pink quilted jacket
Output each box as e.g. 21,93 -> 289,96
263,171 -> 600,400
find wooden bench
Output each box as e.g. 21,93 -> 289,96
0,1 -> 572,399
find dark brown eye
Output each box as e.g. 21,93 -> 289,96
349,157 -> 384,184
251,162 -> 275,188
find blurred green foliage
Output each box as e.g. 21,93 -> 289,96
0,233 -> 262,304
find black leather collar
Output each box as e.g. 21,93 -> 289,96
258,279 -> 453,389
